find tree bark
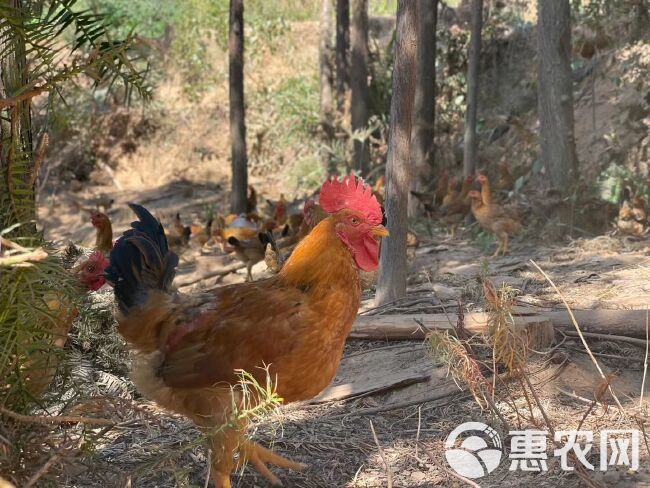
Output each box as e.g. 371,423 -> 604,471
408,0 -> 438,218
350,0 -> 370,175
537,0 -> 578,195
319,0 -> 335,173
335,0 -> 350,112
229,0 -> 248,214
462,0 -> 482,177
375,0 -> 418,306
0,0 -> 35,231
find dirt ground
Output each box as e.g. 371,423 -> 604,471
39,176 -> 650,488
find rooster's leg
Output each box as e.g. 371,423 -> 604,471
207,428 -> 239,488
238,439 -> 307,486
503,235 -> 509,255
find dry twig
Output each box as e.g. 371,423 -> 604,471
641,309 -> 649,407
529,260 -> 624,412
369,420 -> 393,488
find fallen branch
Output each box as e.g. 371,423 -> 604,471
563,330 -> 648,348
351,309 -> 650,340
369,420 -> 393,488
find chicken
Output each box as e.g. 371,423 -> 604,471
247,185 -> 258,214
476,174 -> 520,219
303,198 -> 329,229
227,232 -> 270,281
190,218 -> 213,247
105,176 -> 388,487
469,190 -> 522,257
410,170 -> 449,217
285,211 -> 305,236
617,187 -> 647,236
26,251 -> 109,397
166,213 -> 191,249
440,177 -> 459,208
439,175 -> 473,237
90,211 -> 113,255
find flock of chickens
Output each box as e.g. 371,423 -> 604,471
412,162 -> 522,256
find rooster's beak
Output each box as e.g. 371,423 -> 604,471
371,225 -> 389,237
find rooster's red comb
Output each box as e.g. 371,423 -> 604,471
319,174 -> 382,225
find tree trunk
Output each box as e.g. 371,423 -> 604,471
229,0 -> 248,214
537,0 -> 577,195
335,0 -> 350,112
0,0 -> 35,231
319,0 -> 335,173
350,0 -> 370,175
408,0 -> 438,218
462,0 -> 482,177
375,0 -> 418,306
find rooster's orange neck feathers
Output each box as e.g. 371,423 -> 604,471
279,217 -> 359,291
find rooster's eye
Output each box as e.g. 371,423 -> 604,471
86,265 -> 95,272
350,217 -> 360,225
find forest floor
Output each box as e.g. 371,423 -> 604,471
41,178 -> 650,488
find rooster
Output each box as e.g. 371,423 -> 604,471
105,175 -> 388,487
469,190 -> 522,257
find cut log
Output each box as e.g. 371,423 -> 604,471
351,309 -> 650,341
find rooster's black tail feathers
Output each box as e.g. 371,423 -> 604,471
105,203 -> 178,313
